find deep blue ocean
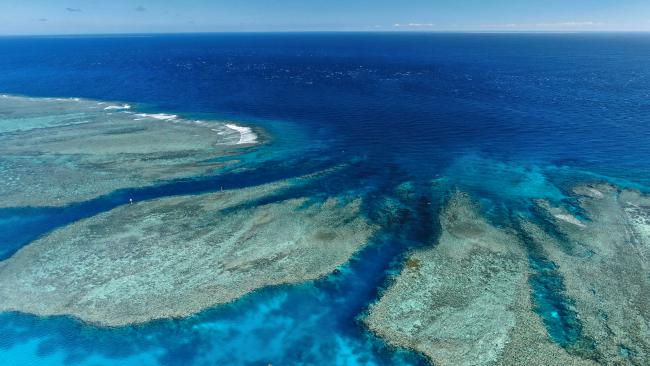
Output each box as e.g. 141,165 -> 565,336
1,33 -> 650,365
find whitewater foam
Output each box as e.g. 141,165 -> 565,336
134,113 -> 178,121
130,114 -> 256,144
104,104 -> 131,110
226,123 -> 258,144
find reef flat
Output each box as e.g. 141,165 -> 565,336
523,184 -> 650,365
0,174 -> 376,326
0,95 -> 257,207
365,191 -> 595,366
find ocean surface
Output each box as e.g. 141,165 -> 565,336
1,33 -> 650,365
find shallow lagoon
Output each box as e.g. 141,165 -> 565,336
1,33 -> 650,365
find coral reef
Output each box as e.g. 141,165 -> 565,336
524,184 -> 650,365
0,177 -> 376,326
0,95 -> 256,207
365,190 -> 594,366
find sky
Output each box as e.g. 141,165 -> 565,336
1,0 -> 650,35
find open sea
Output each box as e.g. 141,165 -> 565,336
1,33 -> 650,365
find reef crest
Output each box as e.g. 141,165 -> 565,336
0,95 -> 257,207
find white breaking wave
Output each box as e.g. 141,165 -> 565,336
104,104 -> 132,110
225,123 -> 258,144
51,97 -> 81,102
134,113 -> 178,121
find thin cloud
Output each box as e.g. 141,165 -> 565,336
65,7 -> 82,12
35,18 -> 48,22
393,23 -> 435,28
135,6 -> 147,12
497,21 -> 604,29
536,21 -> 603,27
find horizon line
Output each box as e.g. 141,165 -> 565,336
2,29 -> 650,37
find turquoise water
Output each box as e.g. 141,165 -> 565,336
1,33 -> 650,365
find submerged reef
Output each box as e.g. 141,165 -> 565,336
0,175 -> 376,326
0,95 -> 258,207
366,183 -> 650,365
365,190 -> 595,366
523,184 -> 650,365
2,94 -> 649,364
